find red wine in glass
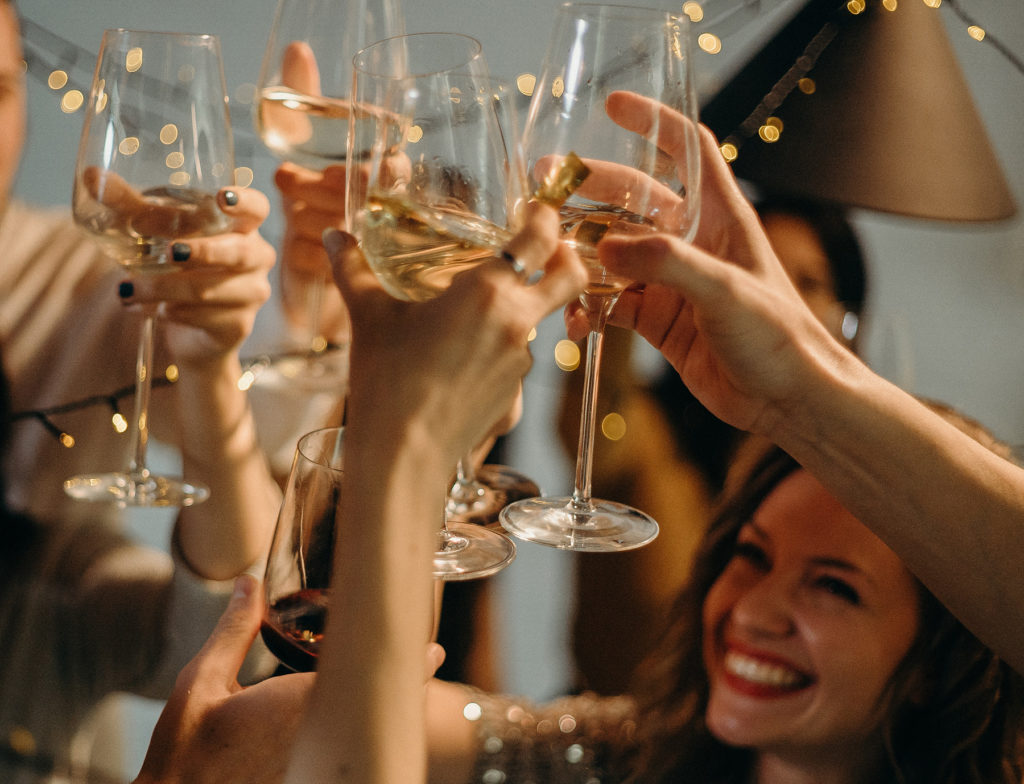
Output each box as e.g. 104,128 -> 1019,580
259,587 -> 328,672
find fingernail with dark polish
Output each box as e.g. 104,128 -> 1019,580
171,242 -> 191,262
118,281 -> 134,299
223,190 -> 239,206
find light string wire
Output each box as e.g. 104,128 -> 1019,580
10,348 -> 344,448
712,0 -> 1023,159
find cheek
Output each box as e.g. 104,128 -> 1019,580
701,579 -> 731,654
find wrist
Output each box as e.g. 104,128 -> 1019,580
765,341 -> 878,458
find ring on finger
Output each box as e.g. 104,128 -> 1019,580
501,250 -> 544,285
501,249 -> 528,281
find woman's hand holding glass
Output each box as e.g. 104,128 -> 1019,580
121,186 -> 276,366
567,120 -> 839,439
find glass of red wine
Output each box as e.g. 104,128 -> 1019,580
65,29 -> 236,506
261,426 -> 344,671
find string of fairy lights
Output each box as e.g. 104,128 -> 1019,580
10,0 -> 1022,452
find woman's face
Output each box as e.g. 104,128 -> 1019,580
701,470 -> 921,766
763,212 -> 844,338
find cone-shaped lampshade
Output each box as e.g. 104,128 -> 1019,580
701,0 -> 1016,221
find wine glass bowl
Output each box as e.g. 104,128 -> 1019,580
500,2 -> 702,551
350,33 -> 525,302
261,426 -> 345,672
64,29 -> 236,507
256,0 -> 403,169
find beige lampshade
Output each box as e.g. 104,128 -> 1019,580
700,0 -> 1017,222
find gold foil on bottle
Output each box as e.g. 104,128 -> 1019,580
532,151 -> 590,208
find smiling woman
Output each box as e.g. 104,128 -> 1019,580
701,469 -> 922,776
630,423 -> 1024,784
357,401 -> 1024,784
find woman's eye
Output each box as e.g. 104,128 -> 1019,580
732,540 -> 769,569
816,576 -> 860,605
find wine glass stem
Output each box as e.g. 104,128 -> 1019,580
450,452 -> 485,506
127,311 -> 156,479
571,293 -> 616,512
305,272 -> 326,353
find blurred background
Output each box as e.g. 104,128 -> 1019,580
13,0 -> 1024,776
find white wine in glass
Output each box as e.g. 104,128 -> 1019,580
253,0 -> 403,388
65,29 -> 237,507
500,2 -> 702,551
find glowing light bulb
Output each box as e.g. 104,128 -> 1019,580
601,412 -> 627,441
516,73 -> 536,97
698,33 -> 722,54
554,339 -> 581,371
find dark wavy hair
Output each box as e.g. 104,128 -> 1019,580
629,432 -> 1024,783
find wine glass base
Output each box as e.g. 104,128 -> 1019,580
245,345 -> 350,394
500,496 -> 658,552
433,523 -> 516,581
63,471 -> 210,508
445,465 -> 541,529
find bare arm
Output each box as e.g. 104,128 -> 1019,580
282,203 -> 587,784
576,104 -> 1024,671
121,186 -> 281,579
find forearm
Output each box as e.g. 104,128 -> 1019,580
283,415 -> 450,784
174,355 -> 281,579
771,351 -> 1024,670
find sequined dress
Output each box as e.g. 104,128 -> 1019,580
464,688 -> 641,783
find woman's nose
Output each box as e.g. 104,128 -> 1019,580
729,574 -> 797,638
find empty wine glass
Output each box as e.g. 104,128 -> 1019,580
500,3 -> 702,551
64,29 -> 237,506
348,32 -> 526,578
261,426 -> 344,671
253,0 -> 404,389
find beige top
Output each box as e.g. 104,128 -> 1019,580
0,201 -> 272,781
0,199 -> 167,527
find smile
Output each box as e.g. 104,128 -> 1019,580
722,649 -> 812,695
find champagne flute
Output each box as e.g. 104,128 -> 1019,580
261,426 -> 344,671
348,32 -> 525,579
253,0 -> 404,389
500,3 -> 702,551
64,29 -> 236,507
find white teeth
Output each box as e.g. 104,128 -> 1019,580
724,650 -> 804,689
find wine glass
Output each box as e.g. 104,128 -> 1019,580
500,2 -> 702,551
64,29 -> 236,507
348,32 -> 525,579
253,0 -> 404,390
261,426 -> 344,671
445,452 -> 540,529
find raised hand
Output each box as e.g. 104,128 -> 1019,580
133,575 -> 313,784
328,200 -> 586,470
567,118 -> 849,438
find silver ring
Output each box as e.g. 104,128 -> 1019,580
500,249 -> 528,281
